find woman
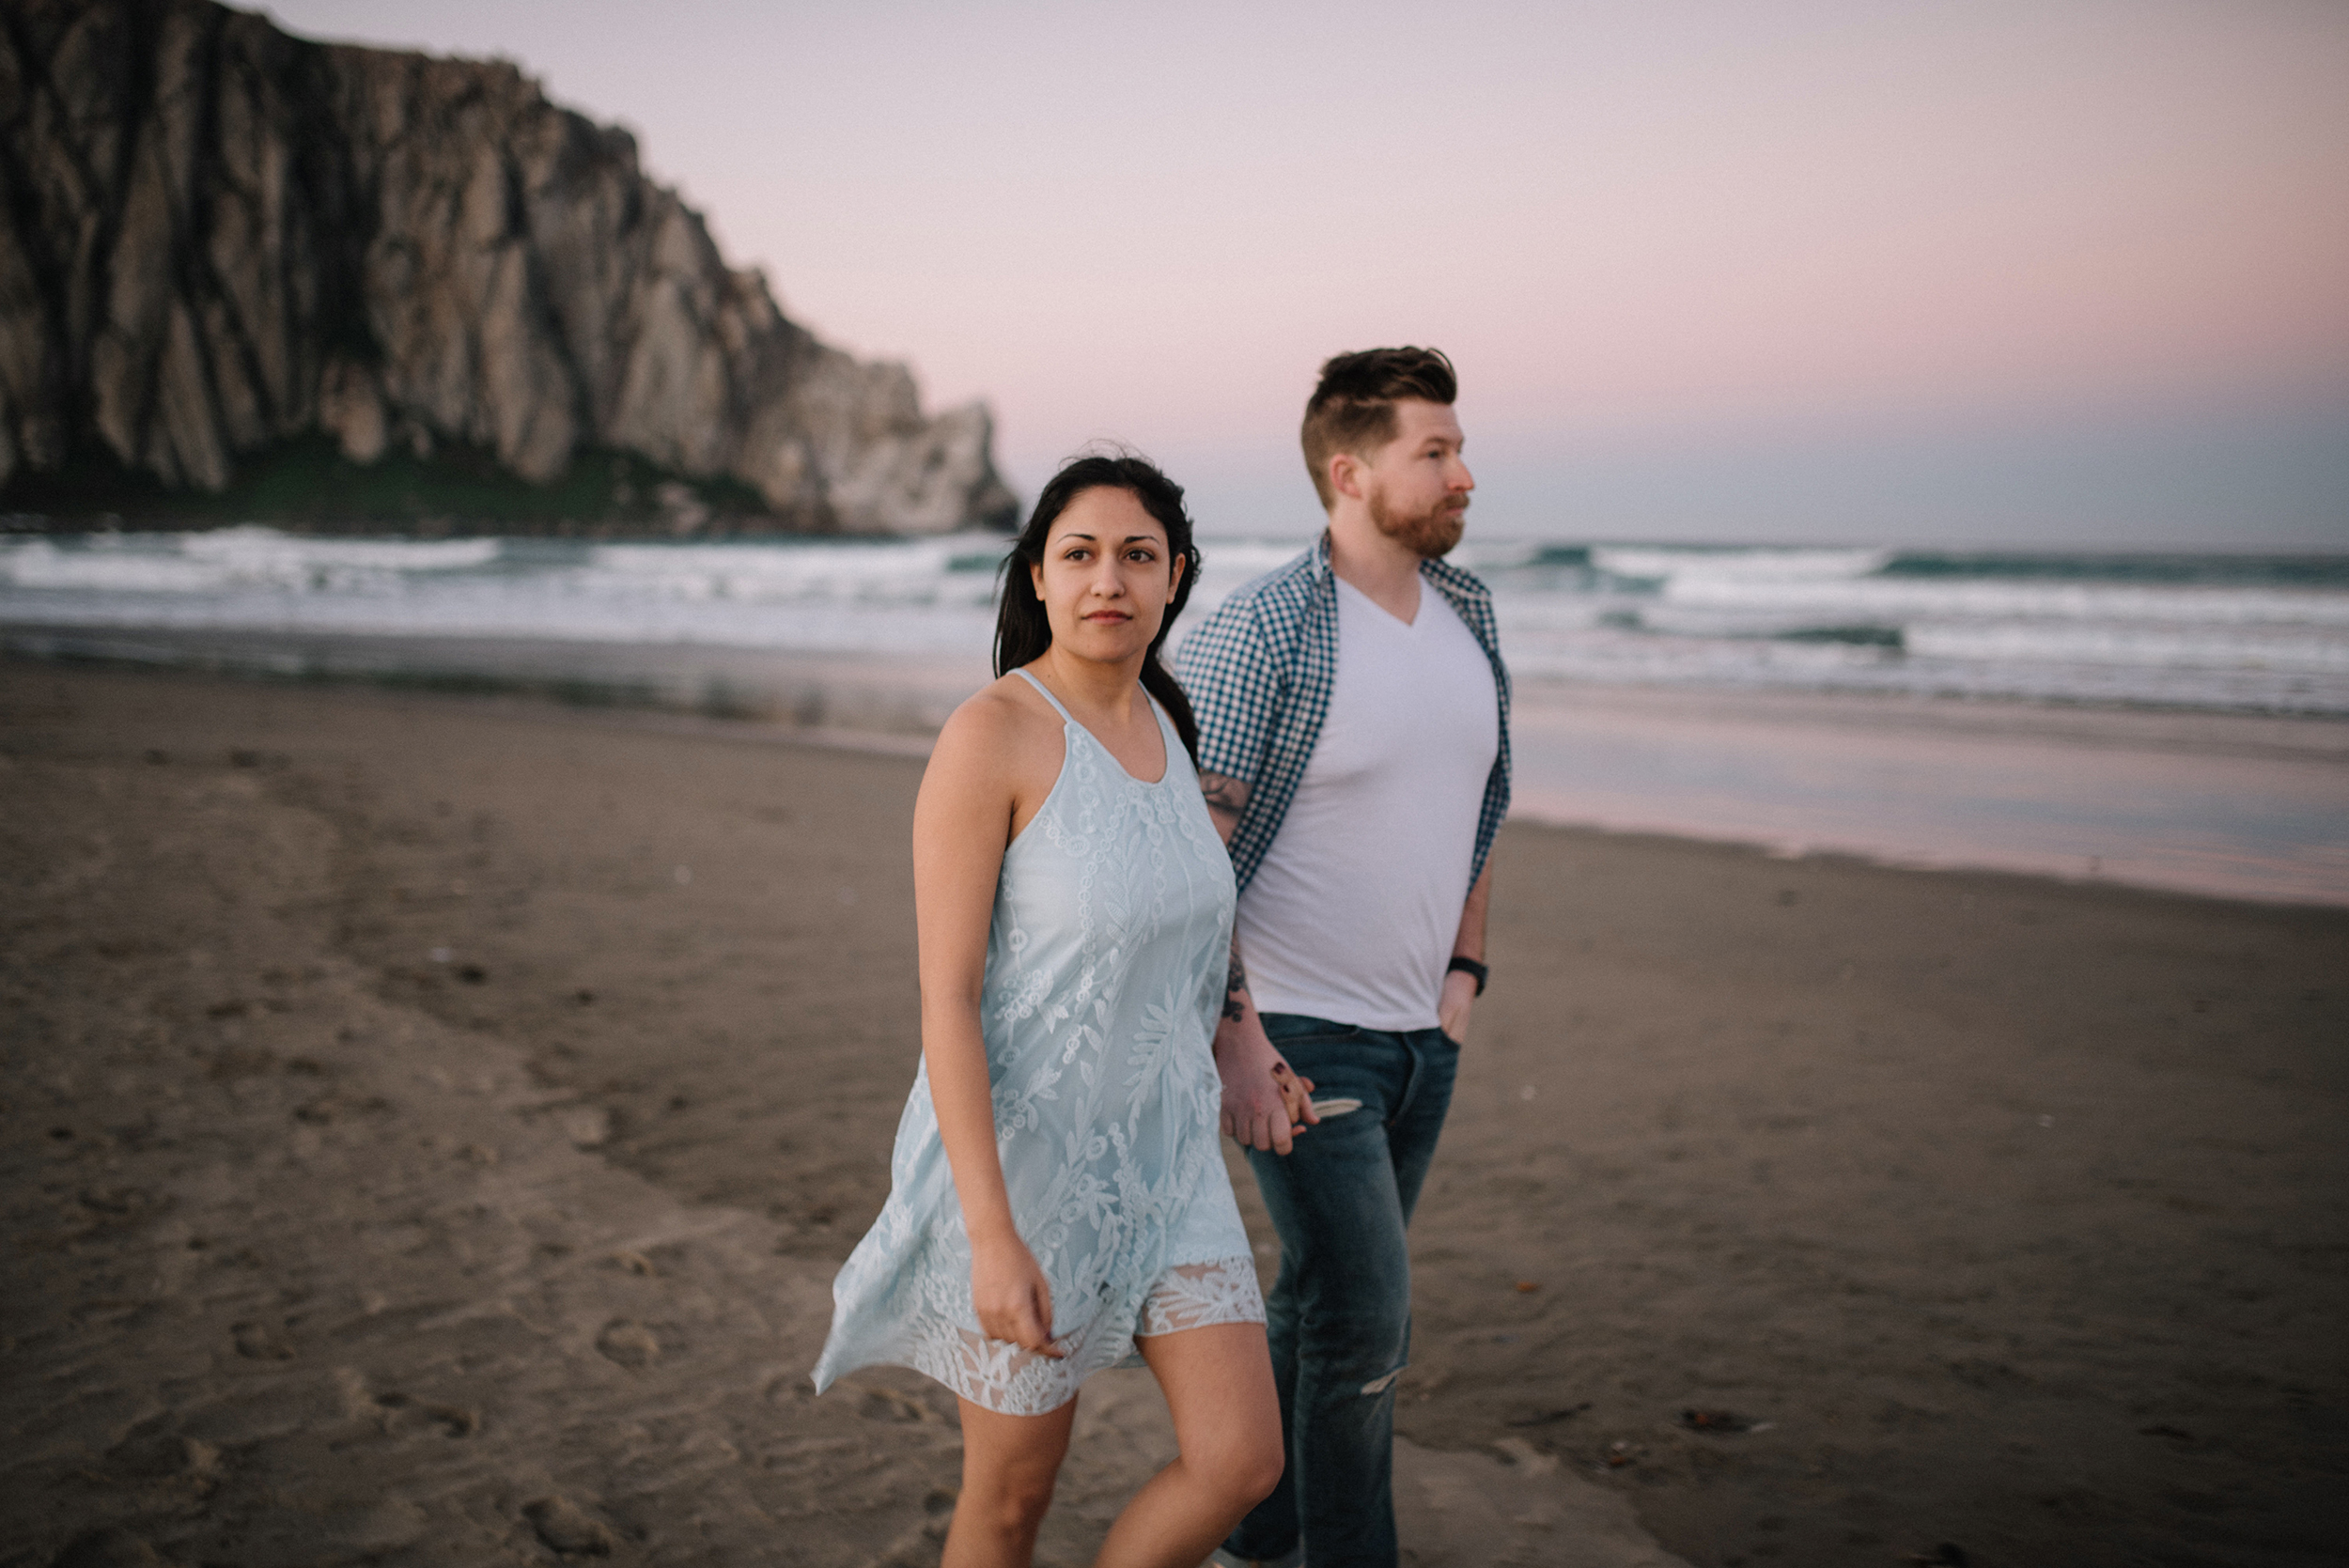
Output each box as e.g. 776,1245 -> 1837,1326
813,455 -> 1311,1567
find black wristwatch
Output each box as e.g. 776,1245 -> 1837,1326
1446,956 -> 1488,996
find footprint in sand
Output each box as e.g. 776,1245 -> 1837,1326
595,1318 -> 664,1368
50,1528 -> 167,1567
103,1421 -> 223,1494
373,1390 -> 479,1438
294,1090 -> 392,1125
231,1321 -> 293,1360
523,1496 -> 617,1557
847,1381 -> 940,1424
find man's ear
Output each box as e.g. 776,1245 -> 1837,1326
1329,450 -> 1366,503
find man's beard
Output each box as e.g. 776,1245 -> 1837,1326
1368,486 -> 1468,559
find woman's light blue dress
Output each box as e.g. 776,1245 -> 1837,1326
813,669 -> 1264,1415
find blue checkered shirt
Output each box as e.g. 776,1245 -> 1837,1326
1173,533 -> 1512,894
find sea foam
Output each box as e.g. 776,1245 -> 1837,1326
5,528 -> 2347,714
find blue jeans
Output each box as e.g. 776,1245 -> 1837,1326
1223,1013 -> 1460,1568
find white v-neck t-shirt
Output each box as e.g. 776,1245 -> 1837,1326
1237,576 -> 1500,1032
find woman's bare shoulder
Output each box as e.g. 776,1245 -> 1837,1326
926,674 -> 1062,784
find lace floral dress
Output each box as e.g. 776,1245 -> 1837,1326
813,670 -> 1265,1416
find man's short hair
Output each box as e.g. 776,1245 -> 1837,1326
1299,347 -> 1458,510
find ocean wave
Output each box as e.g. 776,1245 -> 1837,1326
0,581 -> 1000,655
1501,630 -> 2349,713
7,526 -> 2349,715
1656,574 -> 2349,628
1589,545 -> 1894,584
1902,621 -> 2349,675
178,527 -> 503,572
578,537 -> 1004,608
1881,550 -> 2349,587
0,529 -> 500,596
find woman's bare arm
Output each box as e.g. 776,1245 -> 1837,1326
912,692 -> 1061,1356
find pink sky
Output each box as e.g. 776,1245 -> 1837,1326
265,1 -> 2349,545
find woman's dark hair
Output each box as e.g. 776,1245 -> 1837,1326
994,453 -> 1204,766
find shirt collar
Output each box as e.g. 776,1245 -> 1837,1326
1312,527 -> 1487,604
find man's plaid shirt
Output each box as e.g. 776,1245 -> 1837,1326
1172,532 -> 1512,895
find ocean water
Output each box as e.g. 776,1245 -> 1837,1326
4,527 -> 2347,715
6,526 -> 2346,905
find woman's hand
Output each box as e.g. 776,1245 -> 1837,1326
1271,1059 -> 1318,1133
1217,1023 -> 1318,1154
971,1234 -> 1063,1358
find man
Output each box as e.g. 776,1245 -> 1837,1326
1177,347 -> 1509,1567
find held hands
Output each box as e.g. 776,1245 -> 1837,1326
971,1233 -> 1063,1358
1272,1059 -> 1318,1136
1217,1025 -> 1318,1155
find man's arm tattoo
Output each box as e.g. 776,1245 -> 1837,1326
1200,771 -> 1250,816
1222,942 -> 1249,1023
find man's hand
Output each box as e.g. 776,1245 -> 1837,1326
1439,869 -> 1492,1046
1212,925 -> 1316,1153
1438,967 -> 1477,1046
1217,1017 -> 1317,1154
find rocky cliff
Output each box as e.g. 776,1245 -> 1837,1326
0,0 -> 1019,533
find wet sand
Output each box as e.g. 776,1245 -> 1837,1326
15,622 -> 2346,906
1509,680 -> 2349,906
4,661 -> 2344,1567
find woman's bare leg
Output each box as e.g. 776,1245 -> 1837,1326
1095,1323 -> 1284,1568
945,1394 -> 1080,1568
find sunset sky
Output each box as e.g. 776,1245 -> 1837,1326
266,0 -> 2349,547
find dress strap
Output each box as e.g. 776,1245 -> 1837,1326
1144,689 -> 1185,766
1011,666 -> 1077,723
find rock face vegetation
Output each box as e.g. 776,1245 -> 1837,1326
0,0 -> 1018,533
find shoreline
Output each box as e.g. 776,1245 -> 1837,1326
15,621 -> 2347,733
9,643 -> 2329,917
8,632 -> 2345,910
1508,677 -> 2349,908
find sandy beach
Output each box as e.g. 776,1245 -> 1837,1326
5,660 -> 2344,1567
